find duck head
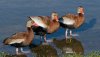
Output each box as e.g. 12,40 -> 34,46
77,6 -> 84,15
51,12 -> 59,21
26,20 -> 33,28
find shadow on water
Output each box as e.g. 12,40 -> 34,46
74,18 -> 97,32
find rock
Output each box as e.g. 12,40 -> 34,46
30,45 -> 58,57
53,38 -> 84,55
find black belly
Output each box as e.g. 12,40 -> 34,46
60,22 -> 76,29
32,26 -> 47,36
10,43 -> 27,48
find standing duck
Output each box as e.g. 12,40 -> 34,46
59,6 -> 85,40
28,12 -> 60,43
3,20 -> 34,55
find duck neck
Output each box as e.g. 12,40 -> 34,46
27,27 -> 34,35
52,16 -> 59,21
78,13 -> 84,17
26,27 -> 34,43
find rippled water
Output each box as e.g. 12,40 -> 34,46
0,0 -> 100,56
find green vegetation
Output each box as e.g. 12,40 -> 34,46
0,51 -> 100,57
62,51 -> 100,57
0,52 -> 27,57
63,54 -> 83,57
0,52 -> 12,57
85,51 -> 100,57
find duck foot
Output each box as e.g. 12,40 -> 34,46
71,34 -> 79,36
66,36 -> 71,39
16,52 -> 24,55
42,42 -> 48,45
20,48 -> 31,54
65,37 -> 72,43
21,50 -> 31,54
42,39 -> 53,45
46,39 -> 53,42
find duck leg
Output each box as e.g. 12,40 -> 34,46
16,48 -> 19,55
65,29 -> 68,39
44,34 -> 47,43
40,36 -> 43,43
42,34 -> 48,45
69,30 -> 72,42
69,30 -> 72,36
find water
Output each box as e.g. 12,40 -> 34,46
0,0 -> 100,56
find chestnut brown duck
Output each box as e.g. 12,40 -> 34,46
59,6 -> 85,40
28,12 -> 60,43
3,20 -> 34,55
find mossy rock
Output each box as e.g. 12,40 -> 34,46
53,38 -> 84,55
30,45 -> 58,57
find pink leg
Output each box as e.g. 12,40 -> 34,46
70,30 -> 72,36
65,29 -> 68,39
44,34 -> 47,43
40,36 -> 42,43
16,48 -> 19,55
69,30 -> 72,42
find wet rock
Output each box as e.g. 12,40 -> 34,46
53,38 -> 84,55
11,54 -> 27,57
30,45 -> 58,57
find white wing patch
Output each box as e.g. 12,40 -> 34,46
63,17 -> 75,25
30,16 -> 47,28
9,39 -> 25,44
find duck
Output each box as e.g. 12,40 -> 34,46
3,20 -> 34,55
59,6 -> 85,41
28,12 -> 60,43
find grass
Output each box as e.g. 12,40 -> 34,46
0,51 -> 100,57
85,51 -> 100,57
0,52 -> 12,57
0,52 -> 28,57
63,51 -> 100,57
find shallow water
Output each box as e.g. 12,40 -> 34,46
0,0 -> 100,56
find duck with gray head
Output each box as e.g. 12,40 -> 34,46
28,12 -> 60,44
59,6 -> 85,41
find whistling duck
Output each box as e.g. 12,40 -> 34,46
3,20 -> 34,55
59,6 -> 84,40
28,12 -> 60,43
